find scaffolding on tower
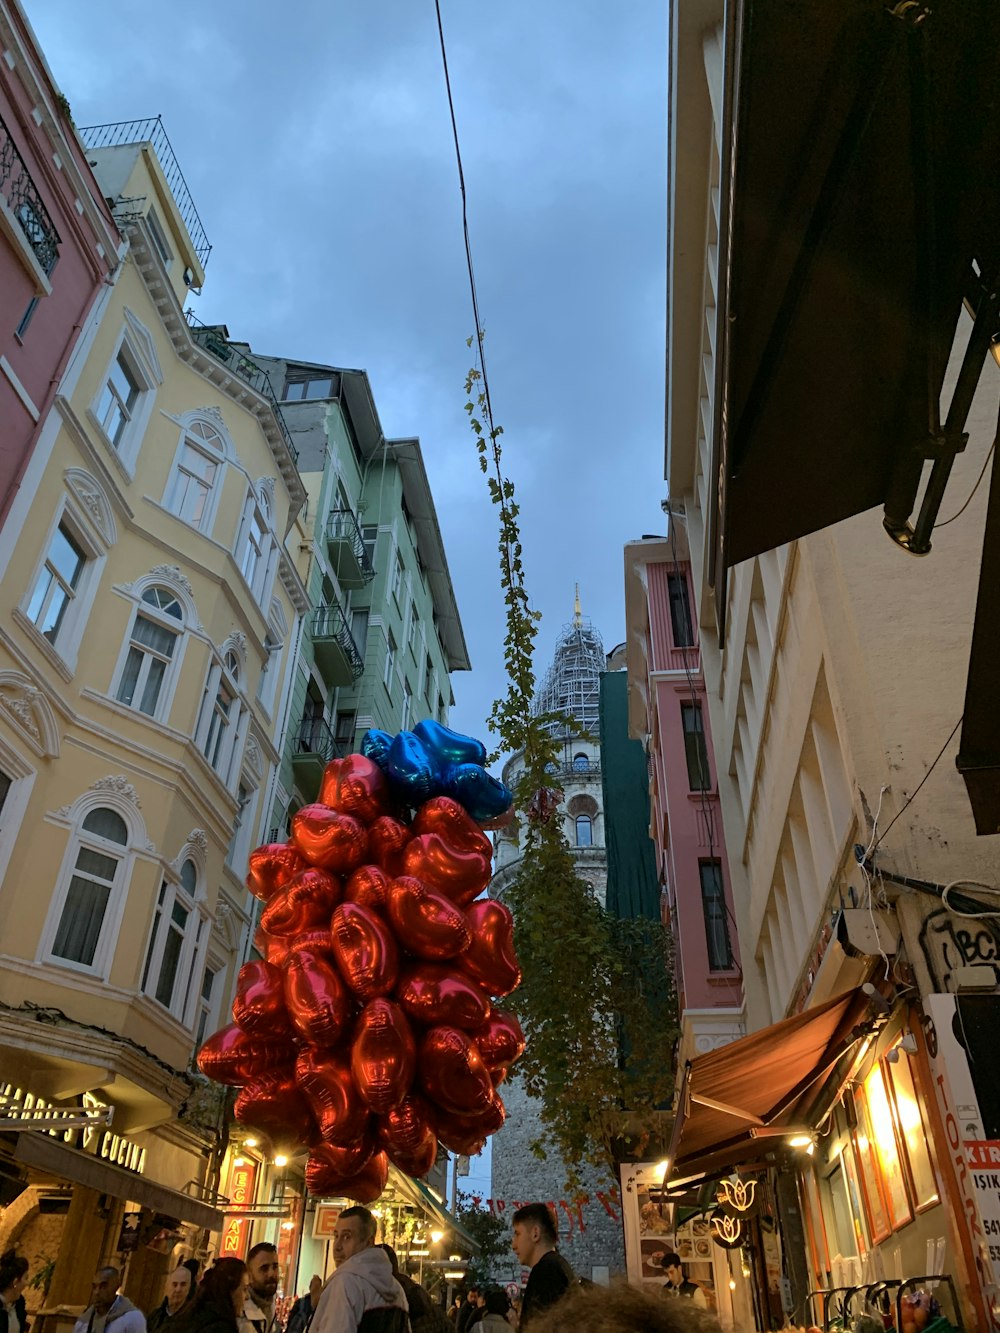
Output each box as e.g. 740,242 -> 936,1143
533,586 -> 605,742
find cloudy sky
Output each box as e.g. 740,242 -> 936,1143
26,0 -> 667,1203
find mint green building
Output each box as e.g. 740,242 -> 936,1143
243,351 -> 470,837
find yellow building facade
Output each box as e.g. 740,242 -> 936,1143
0,128 -> 308,1318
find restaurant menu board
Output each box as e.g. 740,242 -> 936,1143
621,1162 -> 717,1310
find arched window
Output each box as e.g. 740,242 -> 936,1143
197,638 -> 249,788
142,856 -> 205,1019
114,585 -> 185,719
50,807 -> 130,970
572,752 -> 590,771
164,418 -> 228,534
237,481 -> 277,605
575,814 -> 593,847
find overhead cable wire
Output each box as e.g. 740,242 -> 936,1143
433,0 -> 518,600
873,715 -> 963,849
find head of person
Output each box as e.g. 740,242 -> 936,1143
483,1290 -> 510,1318
246,1244 -> 280,1305
91,1268 -> 122,1316
464,1287 -> 480,1306
193,1260 -> 248,1321
182,1259 -> 201,1285
0,1250 -> 28,1303
531,1283 -> 720,1333
511,1204 -> 558,1268
661,1253 -> 685,1287
333,1207 -> 377,1267
308,1275 -> 322,1305
165,1267 -> 194,1314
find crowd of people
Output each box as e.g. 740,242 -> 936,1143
0,1202 -> 721,1333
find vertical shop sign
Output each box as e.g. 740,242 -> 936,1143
222,1159 -> 258,1257
924,993 -> 1000,1329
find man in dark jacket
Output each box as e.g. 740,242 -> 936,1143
660,1254 -> 707,1308
148,1269 -> 194,1333
510,1205 -> 575,1329
453,1291 -> 480,1333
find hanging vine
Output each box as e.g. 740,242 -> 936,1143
466,352 -> 678,1188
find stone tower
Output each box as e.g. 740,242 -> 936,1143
488,597 -> 625,1281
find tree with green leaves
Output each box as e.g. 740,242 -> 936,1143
454,1193 -> 512,1287
465,351 -> 679,1191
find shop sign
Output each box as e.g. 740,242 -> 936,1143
0,1083 -> 146,1175
221,1159 -> 258,1257
924,994 -> 1000,1328
313,1203 -> 342,1239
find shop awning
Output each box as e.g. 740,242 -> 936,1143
663,988 -> 875,1192
389,1171 -> 481,1254
13,1132 -> 222,1231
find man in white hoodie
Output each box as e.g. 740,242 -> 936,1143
311,1207 -> 409,1333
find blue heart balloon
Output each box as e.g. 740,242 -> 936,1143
360,728 -> 393,770
413,719 -> 488,769
386,730 -> 443,805
443,762 -> 514,823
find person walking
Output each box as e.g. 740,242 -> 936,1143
73,1269 -> 147,1333
285,1279 -> 322,1333
310,1207 -> 408,1333
171,1260 -> 249,1333
0,1250 -> 29,1333
509,1206 -> 575,1331
148,1269 -> 194,1333
659,1255 -> 707,1309
240,1246 -> 281,1333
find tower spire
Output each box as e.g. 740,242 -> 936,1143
574,583 -> 582,627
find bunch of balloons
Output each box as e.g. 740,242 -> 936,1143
197,720 -> 524,1204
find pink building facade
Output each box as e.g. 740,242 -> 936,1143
625,525 -> 744,1066
0,0 -> 118,523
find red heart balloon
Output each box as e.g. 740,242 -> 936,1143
491,1065 -> 508,1087
396,963 -> 491,1030
460,900 -> 521,997
197,1023 -> 291,1085
368,816 -> 413,876
305,1136 -> 375,1185
260,867 -> 342,936
284,947 -> 355,1045
344,864 -> 391,914
247,843 -> 306,903
287,926 -> 336,959
351,997 -> 416,1113
402,833 -> 490,906
418,1026 -> 494,1116
386,876 -> 472,960
234,1073 -> 318,1147
414,796 -> 493,856
292,805 -> 369,874
253,924 -> 291,967
382,1127 -> 438,1178
296,1048 -> 371,1147
331,902 -> 399,999
472,1008 -> 525,1068
232,961 -> 292,1037
377,1094 -> 439,1178
319,754 -> 392,826
435,1092 -> 506,1154
306,1149 -> 388,1203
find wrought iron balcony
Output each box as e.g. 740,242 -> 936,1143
0,111 -> 60,275
325,507 -> 375,587
79,116 -> 211,266
310,603 -> 364,687
292,716 -> 341,802
184,313 -> 297,463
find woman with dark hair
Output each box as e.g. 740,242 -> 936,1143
171,1260 -> 248,1333
0,1251 -> 29,1333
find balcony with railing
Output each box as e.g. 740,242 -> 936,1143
310,602 -> 364,687
0,111 -> 60,279
325,508 -> 375,587
292,717 -> 341,801
78,117 -> 211,266
184,313 -> 297,463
